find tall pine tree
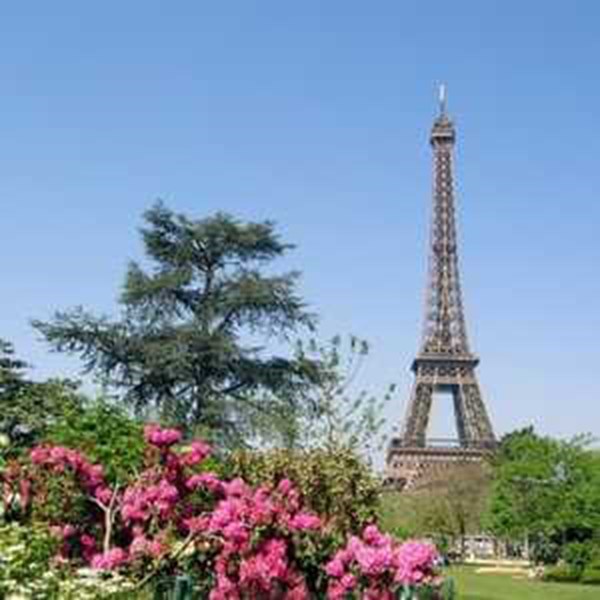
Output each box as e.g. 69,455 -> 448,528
34,202 -> 320,445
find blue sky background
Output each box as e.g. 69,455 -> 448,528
2,2 -> 600,453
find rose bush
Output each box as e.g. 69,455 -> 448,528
1,425 -> 445,598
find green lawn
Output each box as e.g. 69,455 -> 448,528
449,566 -> 599,599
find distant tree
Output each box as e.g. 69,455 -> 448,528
0,338 -> 82,451
33,202 -> 320,446
485,428 -> 562,541
378,463 -> 491,554
420,463 -> 492,557
0,338 -> 28,397
485,427 -> 600,561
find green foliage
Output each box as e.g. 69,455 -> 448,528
581,559 -> 600,585
153,574 -> 205,600
29,467 -> 92,527
379,464 -> 491,555
561,541 -> 594,574
225,445 -> 382,535
542,563 -> 582,583
0,338 -> 83,455
0,338 -> 28,394
0,521 -> 138,598
485,427 -> 560,539
267,335 -> 394,457
485,427 -> 600,560
0,521 -> 61,597
561,544 -> 600,585
406,579 -> 455,600
33,202 -> 319,446
530,533 -> 561,565
421,464 -> 491,545
439,577 -> 456,600
45,400 -> 145,484
378,491 -> 424,538
59,572 -> 139,599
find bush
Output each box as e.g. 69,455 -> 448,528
530,533 -> 560,565
326,531 -> 439,598
542,563 -> 581,583
0,522 -> 137,598
581,558 -> 600,585
5,427 -> 447,598
0,378 -> 83,455
1,563 -> 137,599
0,522 -> 61,597
225,445 -> 382,535
562,540 -> 593,574
581,569 -> 600,584
44,400 -> 145,483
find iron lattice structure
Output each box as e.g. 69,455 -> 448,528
387,90 -> 495,489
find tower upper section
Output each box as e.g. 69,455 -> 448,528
418,88 -> 472,360
430,85 -> 456,146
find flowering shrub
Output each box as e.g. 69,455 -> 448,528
226,445 -> 381,535
143,424 -> 182,448
26,444 -> 110,549
1,424 -> 445,598
21,425 -> 220,568
325,525 -> 439,599
188,477 -> 323,599
0,522 -> 136,599
0,523 -> 135,599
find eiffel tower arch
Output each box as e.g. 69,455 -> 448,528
386,88 -> 496,490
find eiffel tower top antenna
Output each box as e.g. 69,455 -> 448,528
439,83 -> 447,116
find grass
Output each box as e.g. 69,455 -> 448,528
449,566 -> 600,599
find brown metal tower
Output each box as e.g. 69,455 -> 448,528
386,88 -> 496,490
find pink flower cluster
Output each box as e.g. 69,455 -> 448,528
186,472 -> 222,494
396,540 -> 440,585
130,530 -> 166,559
29,445 -> 115,564
186,477 -> 321,599
30,445 -> 106,497
325,526 -> 439,599
24,425 -> 444,597
118,430 -> 216,533
144,424 -> 182,448
235,538 -> 308,600
28,427 -> 215,571
90,547 -> 128,570
122,478 -> 179,523
181,440 -> 211,466
186,477 -> 322,537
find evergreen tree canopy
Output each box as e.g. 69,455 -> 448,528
34,202 -> 320,444
0,338 -> 82,449
0,338 -> 28,397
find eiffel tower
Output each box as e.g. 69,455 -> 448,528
386,87 -> 496,490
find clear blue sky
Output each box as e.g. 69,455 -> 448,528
2,2 -> 599,449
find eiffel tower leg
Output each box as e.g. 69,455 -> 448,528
402,382 -> 433,447
452,385 -> 468,444
460,383 -> 494,444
